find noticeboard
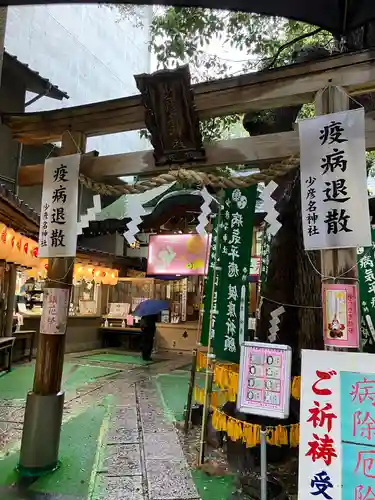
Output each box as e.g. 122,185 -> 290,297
237,341 -> 292,419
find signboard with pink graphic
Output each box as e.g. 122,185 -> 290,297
322,283 -> 360,348
147,234 -> 210,276
237,341 -> 292,419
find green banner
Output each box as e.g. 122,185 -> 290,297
212,186 -> 257,363
358,231 -> 375,353
200,213 -> 220,347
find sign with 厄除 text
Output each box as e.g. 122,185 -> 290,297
299,350 -> 375,500
322,283 -> 359,349
38,154 -> 80,258
299,109 -> 371,250
40,288 -> 70,335
237,341 -> 292,419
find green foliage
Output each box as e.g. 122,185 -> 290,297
150,8 -> 334,141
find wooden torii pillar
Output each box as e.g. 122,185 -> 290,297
18,131 -> 86,476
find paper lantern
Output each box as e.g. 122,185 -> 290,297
84,266 -> 94,281
37,259 -> 48,279
109,269 -> 119,286
102,268 -> 111,285
93,268 -> 103,283
6,231 -> 22,264
0,224 -> 9,260
25,239 -> 39,268
21,238 -> 29,267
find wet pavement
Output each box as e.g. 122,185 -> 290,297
0,351 -> 202,500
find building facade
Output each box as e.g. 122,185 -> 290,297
5,4 -> 152,155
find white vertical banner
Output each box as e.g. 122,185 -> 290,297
181,278 -> 188,321
38,154 -> 80,257
299,109 -> 371,250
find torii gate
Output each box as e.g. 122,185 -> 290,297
7,48 -> 375,475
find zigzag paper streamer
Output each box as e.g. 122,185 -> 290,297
124,198 -> 147,245
268,306 -> 285,343
260,181 -> 281,236
77,194 -> 101,235
196,187 -> 212,235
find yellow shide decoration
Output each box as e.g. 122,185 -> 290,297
195,351 -> 301,448
196,351 -> 301,400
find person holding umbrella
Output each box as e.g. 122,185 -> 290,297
133,300 -> 169,361
139,314 -> 158,361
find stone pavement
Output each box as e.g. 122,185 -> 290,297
0,352 -> 202,500
92,378 -> 200,500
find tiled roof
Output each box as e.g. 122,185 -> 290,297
0,184 -> 40,224
3,50 -> 69,101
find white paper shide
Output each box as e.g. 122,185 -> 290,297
299,109 -> 371,250
38,154 -> 80,257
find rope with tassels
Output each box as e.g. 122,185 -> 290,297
79,156 -> 300,196
196,351 -> 301,401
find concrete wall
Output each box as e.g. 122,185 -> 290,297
5,4 -> 152,155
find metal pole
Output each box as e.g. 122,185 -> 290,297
198,202 -> 222,465
198,353 -> 215,466
260,425 -> 267,500
184,347 -> 198,433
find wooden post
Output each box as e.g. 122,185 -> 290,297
4,264 -> 17,337
314,87 -> 360,351
19,131 -> 86,476
33,131 -> 86,394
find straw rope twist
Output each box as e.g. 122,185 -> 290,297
79,156 -> 300,196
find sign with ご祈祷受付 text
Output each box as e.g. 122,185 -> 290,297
299,350 -> 375,500
38,154 -> 80,258
299,109 -> 371,250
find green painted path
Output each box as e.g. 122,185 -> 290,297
154,371 -> 221,421
0,363 -> 120,401
0,401 -> 108,497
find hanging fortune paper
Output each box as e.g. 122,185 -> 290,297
260,181 -> 281,236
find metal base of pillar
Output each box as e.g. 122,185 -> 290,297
18,391 -> 64,477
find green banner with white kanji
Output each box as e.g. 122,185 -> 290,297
358,230 -> 375,353
204,186 -> 257,363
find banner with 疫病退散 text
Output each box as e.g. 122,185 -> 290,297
299,109 -> 371,250
38,154 -> 80,257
